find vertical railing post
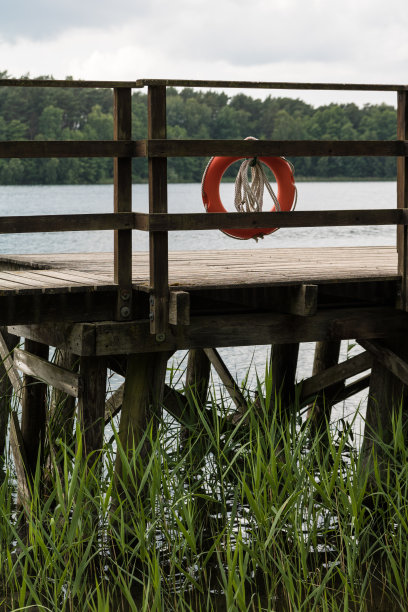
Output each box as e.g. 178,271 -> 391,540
148,85 -> 168,341
114,87 -> 133,320
397,90 -> 408,310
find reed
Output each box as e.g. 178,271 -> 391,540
0,368 -> 407,611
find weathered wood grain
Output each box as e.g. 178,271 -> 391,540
77,356 -> 107,461
148,84 -> 169,337
0,141 -> 136,158
20,339 -> 49,478
14,347 -> 79,397
358,339 -> 408,386
204,348 -> 247,414
169,291 -> 190,326
93,307 -> 408,355
0,213 -> 133,234
114,87 -> 133,320
136,79 -> 406,92
146,139 -> 407,158
299,351 -> 373,401
138,210 -> 406,232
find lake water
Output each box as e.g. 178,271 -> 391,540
0,181 -> 398,436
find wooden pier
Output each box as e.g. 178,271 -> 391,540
1,78 -> 408,504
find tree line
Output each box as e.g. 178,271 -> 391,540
0,71 -> 398,184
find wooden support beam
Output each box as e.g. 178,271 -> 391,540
397,90 -> 408,311
307,340 -> 341,428
114,351 -> 170,486
14,347 -> 79,397
105,382 -> 124,424
148,84 -> 169,340
134,209 -> 406,232
145,139 -> 407,158
49,350 -> 78,452
20,340 -> 49,479
0,328 -> 20,457
9,412 -> 31,510
270,343 -> 299,408
8,324 -> 96,356
185,349 -> 211,407
358,339 -> 408,386
285,284 -> 317,317
77,356 -> 107,461
203,348 -> 247,415
92,307 -> 408,356
169,291 -> 190,326
114,87 -> 133,321
0,330 -> 31,504
299,350 -> 372,402
327,373 -> 371,407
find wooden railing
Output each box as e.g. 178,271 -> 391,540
0,78 -> 408,338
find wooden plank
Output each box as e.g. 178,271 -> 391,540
0,140 -> 135,159
14,347 -> 79,397
357,339 -> 408,386
299,351 -> 373,401
0,213 -> 133,234
148,84 -> 169,338
203,348 -> 247,413
114,87 -> 133,321
20,339 -> 49,478
136,79 -> 406,92
397,91 -> 408,310
141,209 -> 405,233
92,308 -> 408,355
146,139 -> 406,158
169,291 -> 190,326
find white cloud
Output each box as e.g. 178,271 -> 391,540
0,0 -> 407,106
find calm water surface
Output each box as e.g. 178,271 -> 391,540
0,181 -> 398,434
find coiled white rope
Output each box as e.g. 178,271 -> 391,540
234,157 -> 281,214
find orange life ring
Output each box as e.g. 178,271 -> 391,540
202,156 -> 296,240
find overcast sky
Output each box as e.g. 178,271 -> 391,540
1,0 -> 407,107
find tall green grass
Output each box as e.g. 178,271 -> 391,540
0,373 -> 407,611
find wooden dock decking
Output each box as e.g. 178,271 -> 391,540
0,246 -> 400,293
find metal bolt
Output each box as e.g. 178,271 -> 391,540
156,333 -> 166,343
120,306 -> 130,318
149,296 -> 155,306
120,289 -> 130,301
149,312 -> 154,321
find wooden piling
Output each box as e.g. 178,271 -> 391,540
185,349 -> 211,407
270,343 -> 299,409
114,351 -> 170,487
77,356 -> 107,463
0,328 -> 19,460
20,339 -> 49,479
308,340 -> 342,430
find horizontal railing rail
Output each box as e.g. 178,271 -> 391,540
1,78 -> 406,91
1,139 -> 406,159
